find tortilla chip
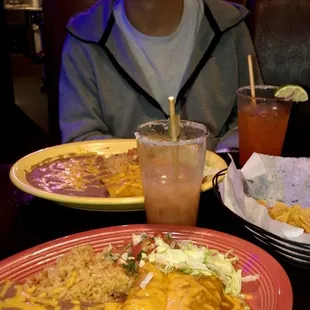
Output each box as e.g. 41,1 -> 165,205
258,200 -> 310,234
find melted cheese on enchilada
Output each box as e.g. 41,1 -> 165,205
0,266 -> 249,310
121,263 -> 167,310
121,264 -> 248,310
166,273 -> 223,310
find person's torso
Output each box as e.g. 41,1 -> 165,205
113,0 -> 204,114
91,42 -> 238,150
66,0 -> 248,150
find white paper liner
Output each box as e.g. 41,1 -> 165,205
219,153 -> 310,244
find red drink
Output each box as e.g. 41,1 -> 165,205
237,86 -> 292,166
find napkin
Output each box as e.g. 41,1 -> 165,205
219,153 -> 310,243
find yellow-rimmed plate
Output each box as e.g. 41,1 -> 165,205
9,140 -> 227,211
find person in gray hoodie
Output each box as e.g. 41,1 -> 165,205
59,0 -> 262,151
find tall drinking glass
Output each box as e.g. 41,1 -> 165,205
237,85 -> 292,166
135,120 -> 208,226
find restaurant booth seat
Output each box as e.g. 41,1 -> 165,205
249,0 -> 310,157
249,0 -> 310,89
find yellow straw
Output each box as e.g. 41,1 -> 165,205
168,96 -> 179,179
168,96 -> 177,142
247,55 -> 256,106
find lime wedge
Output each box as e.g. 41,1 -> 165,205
274,84 -> 308,102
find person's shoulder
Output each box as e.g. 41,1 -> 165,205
62,30 -> 98,59
203,0 -> 249,31
66,0 -> 113,43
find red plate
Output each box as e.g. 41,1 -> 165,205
0,225 -> 292,310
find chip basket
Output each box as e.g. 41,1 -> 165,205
212,169 -> 310,269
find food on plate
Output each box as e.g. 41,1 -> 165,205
26,148 -> 216,199
166,273 -> 223,309
24,245 -> 134,303
0,233 -> 257,309
122,262 -> 166,309
257,200 -> 310,233
26,149 -> 143,198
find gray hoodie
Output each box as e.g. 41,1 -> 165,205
59,0 -> 262,150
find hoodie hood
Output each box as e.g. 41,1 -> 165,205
67,0 -> 249,43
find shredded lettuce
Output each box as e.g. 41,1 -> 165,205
242,274 -> 260,282
123,233 -> 259,297
145,237 -> 259,297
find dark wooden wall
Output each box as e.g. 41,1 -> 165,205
1,0 -> 15,113
42,0 -> 98,143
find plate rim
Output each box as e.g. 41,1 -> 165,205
0,224 -> 293,310
9,140 -> 227,207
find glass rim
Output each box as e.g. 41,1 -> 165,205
236,85 -> 293,102
135,120 -> 209,147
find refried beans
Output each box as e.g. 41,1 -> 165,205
26,149 -> 141,198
